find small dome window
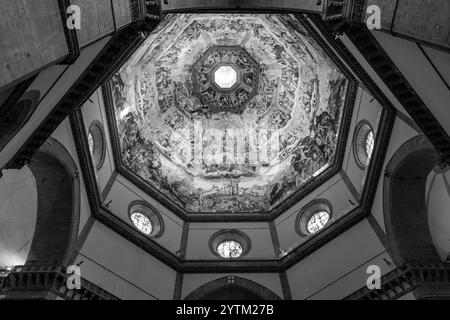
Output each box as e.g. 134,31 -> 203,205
88,121 -> 106,170
296,200 -> 333,237
210,230 -> 251,259
128,201 -> 164,237
354,121 -> 375,168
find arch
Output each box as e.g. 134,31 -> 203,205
0,90 -> 40,152
26,137 -> 80,267
184,276 -> 282,300
383,135 -> 440,264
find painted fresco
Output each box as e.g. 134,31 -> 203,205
109,14 -> 349,213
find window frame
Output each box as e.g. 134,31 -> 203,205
128,200 -> 164,238
296,199 -> 333,237
209,229 -> 251,259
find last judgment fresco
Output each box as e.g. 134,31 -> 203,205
108,14 -> 350,213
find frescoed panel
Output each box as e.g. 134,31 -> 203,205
108,14 -> 350,214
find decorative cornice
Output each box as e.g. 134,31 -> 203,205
322,0 -> 351,21
0,265 -> 118,300
350,0 -> 367,24
345,262 -> 450,300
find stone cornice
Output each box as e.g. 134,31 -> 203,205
0,265 -> 118,300
346,262 -> 450,300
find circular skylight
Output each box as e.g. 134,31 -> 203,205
217,240 -> 243,258
214,65 -> 237,89
306,210 -> 330,234
130,212 -> 153,235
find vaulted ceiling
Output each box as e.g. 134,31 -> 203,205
107,14 -> 352,215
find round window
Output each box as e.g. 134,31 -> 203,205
130,212 -> 153,235
210,230 -> 251,259
354,121 -> 375,168
88,121 -> 105,170
296,200 -> 333,237
306,210 -> 330,234
217,240 -> 243,258
128,201 -> 164,237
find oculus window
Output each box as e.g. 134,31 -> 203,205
210,230 -> 251,258
128,201 -> 164,237
296,200 -> 332,236
88,121 -> 105,170
354,121 -> 374,168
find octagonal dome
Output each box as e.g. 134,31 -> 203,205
107,14 -> 352,214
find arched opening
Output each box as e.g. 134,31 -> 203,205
184,276 -> 282,300
25,137 -> 80,266
0,90 -> 40,152
383,135 -> 441,264
202,286 -> 263,300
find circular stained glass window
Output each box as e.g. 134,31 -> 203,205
130,212 -> 153,235
217,240 -> 243,258
88,132 -> 95,155
88,121 -> 105,170
354,121 -> 375,168
306,210 -> 330,234
365,130 -> 374,161
210,230 -> 251,258
296,199 -> 333,237
128,201 -> 164,237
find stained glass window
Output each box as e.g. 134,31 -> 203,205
354,121 -> 375,168
88,132 -> 95,155
306,210 -> 330,234
217,240 -> 243,258
88,122 -> 105,170
130,212 -> 153,235
365,130 -> 374,163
